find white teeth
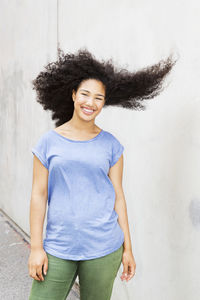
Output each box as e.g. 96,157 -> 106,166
82,107 -> 94,112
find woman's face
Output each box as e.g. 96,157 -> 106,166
72,79 -> 106,121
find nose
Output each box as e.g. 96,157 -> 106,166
84,97 -> 95,107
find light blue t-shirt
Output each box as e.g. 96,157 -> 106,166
31,128 -> 124,260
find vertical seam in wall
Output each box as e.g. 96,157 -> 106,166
57,0 -> 59,59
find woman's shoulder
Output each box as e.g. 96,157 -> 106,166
33,129 -> 54,146
102,129 -> 121,142
102,130 -> 124,152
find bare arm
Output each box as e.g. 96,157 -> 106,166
108,154 -> 136,282
30,155 -> 48,249
28,156 -> 49,281
108,154 -> 132,251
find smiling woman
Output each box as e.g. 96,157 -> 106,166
29,47 -> 176,300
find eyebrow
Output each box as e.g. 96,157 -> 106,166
80,89 -> 105,98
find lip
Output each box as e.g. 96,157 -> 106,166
81,106 -> 96,111
81,106 -> 96,115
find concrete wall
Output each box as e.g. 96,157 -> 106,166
0,0 -> 57,234
1,0 -> 200,299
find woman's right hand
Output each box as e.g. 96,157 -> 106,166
28,248 -> 48,281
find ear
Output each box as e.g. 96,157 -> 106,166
72,89 -> 76,102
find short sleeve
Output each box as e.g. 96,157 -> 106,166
31,133 -> 49,169
110,136 -> 124,167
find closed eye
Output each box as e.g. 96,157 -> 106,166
81,93 -> 103,100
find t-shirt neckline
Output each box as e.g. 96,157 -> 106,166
51,129 -> 104,143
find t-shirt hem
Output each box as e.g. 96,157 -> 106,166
43,239 -> 124,261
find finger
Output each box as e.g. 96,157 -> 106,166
29,266 -> 40,281
36,266 -> 44,281
126,265 -> 136,281
43,258 -> 48,276
30,268 -> 41,281
120,264 -> 128,281
34,274 -> 41,281
128,265 -> 134,275
127,271 -> 134,280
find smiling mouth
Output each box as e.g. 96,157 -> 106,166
81,106 -> 96,115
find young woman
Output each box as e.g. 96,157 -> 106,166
28,48 -> 176,300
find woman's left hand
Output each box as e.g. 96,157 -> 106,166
120,248 -> 136,282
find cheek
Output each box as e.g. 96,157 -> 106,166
97,102 -> 104,110
75,99 -> 84,108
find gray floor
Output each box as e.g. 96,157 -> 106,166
0,209 -> 80,300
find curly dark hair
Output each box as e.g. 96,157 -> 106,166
32,47 -> 177,127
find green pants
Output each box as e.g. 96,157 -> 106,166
29,244 -> 123,300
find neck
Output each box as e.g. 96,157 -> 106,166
66,112 -> 97,132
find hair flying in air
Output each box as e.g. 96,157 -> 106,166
32,47 -> 177,127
